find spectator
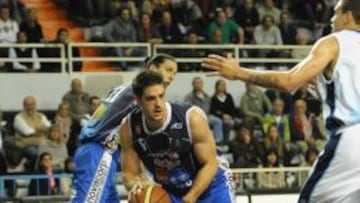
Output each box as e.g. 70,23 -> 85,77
292,83 -> 321,116
291,28 -> 312,59
0,4 -> 19,43
41,28 -> 82,72
210,79 -> 237,144
157,10 -> 183,43
38,124 -> 68,169
184,77 -> 224,144
254,14 -> 283,46
179,30 -> 206,71
137,13 -> 162,44
207,8 -> 244,44
263,98 -> 291,141
278,11 -> 297,45
263,124 -> 285,162
229,123 -> 264,168
62,78 -> 91,126
240,83 -> 272,127
141,0 -> 168,25
54,102 -> 73,143
258,0 -> 281,24
103,7 -> 142,69
170,0 -> 203,32
13,96 -> 51,171
28,152 -> 59,196
54,100 -> 80,157
265,89 -> 293,114
253,14 -> 283,60
60,157 -> 74,196
9,31 -> 40,72
89,96 -> 101,115
19,7 -> 44,42
305,147 -> 319,166
234,0 -> 260,43
257,148 -> 286,189
289,99 -> 325,153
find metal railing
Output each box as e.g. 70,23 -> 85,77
0,167 -> 311,200
0,42 -> 312,73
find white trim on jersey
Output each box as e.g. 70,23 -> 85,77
85,150 -> 112,203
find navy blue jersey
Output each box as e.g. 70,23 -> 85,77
129,102 -> 228,197
79,84 -> 136,144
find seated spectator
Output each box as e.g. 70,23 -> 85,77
40,28 -> 82,72
290,99 -> 326,153
207,8 -> 244,44
184,77 -> 224,145
28,152 -> 59,196
229,123 -> 264,168
234,0 -> 260,43
60,157 -> 74,196
179,30 -> 207,71
0,4 -> 19,43
13,96 -> 51,171
62,78 -> 91,126
210,79 -> 237,144
278,11 -> 297,45
170,0 -> 203,33
258,148 -> 286,189
54,102 -> 72,143
291,28 -> 312,59
82,96 -> 101,124
157,10 -> 183,43
263,98 -> 291,141
103,7 -> 144,69
9,31 -> 40,72
305,147 -> 319,166
19,7 -> 44,42
141,0 -> 168,25
253,15 -> 283,58
292,83 -> 321,116
137,13 -> 162,44
240,83 -> 272,127
54,101 -> 82,156
265,89 -> 293,114
38,124 -> 68,169
257,0 -> 281,24
263,124 -> 285,162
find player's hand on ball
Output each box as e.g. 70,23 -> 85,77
182,193 -> 196,203
128,180 -> 149,199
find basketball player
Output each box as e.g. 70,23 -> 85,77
120,71 -> 233,203
202,0 -> 360,202
70,54 -> 178,203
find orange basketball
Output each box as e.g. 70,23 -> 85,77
129,185 -> 172,203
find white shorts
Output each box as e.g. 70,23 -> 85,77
299,124 -> 360,203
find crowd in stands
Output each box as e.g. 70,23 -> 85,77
0,0 -> 333,196
0,0 -> 337,72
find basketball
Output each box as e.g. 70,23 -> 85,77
129,185 -> 172,203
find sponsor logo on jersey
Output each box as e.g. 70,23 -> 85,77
170,122 -> 183,130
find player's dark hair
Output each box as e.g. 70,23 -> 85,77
342,0 -> 360,24
132,71 -> 164,97
145,54 -> 176,69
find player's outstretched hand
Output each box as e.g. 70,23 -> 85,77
201,53 -> 240,80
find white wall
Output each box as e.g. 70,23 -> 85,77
0,72 -> 247,111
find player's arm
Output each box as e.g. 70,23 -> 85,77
202,35 -> 338,92
120,118 -> 148,192
183,107 -> 218,203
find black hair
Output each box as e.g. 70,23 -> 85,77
56,28 -> 68,37
342,0 -> 360,24
132,70 -> 164,97
145,54 -> 176,69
